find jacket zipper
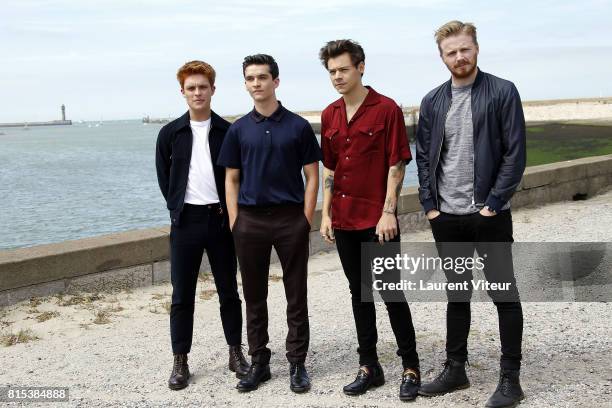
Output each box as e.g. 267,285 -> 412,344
433,100 -> 452,209
471,88 -> 476,207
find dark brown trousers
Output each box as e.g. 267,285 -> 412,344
232,204 -> 310,364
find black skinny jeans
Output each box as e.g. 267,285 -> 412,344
334,226 -> 419,369
169,203 -> 242,354
429,210 -> 523,370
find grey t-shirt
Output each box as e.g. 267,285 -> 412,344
437,84 -> 478,215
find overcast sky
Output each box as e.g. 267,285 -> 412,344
1,0 -> 611,122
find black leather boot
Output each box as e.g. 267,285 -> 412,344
168,354 -> 190,390
343,363 -> 385,396
485,369 -> 525,408
418,359 -> 470,396
399,367 -> 421,401
229,345 -> 250,379
236,362 -> 271,392
289,362 -> 311,393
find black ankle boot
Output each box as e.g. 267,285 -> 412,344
343,363 -> 385,396
289,362 -> 311,393
399,367 -> 421,401
418,359 -> 469,396
236,362 -> 271,392
229,345 -> 249,379
485,369 -> 525,408
168,354 -> 190,390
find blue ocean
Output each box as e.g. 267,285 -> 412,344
0,120 -> 417,250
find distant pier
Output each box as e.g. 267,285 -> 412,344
0,120 -> 72,128
0,104 -> 72,128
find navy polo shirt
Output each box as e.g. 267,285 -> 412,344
217,102 -> 322,206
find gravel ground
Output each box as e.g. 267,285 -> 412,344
1,190 -> 611,407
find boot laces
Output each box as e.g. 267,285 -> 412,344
499,371 -> 515,396
231,345 -> 245,362
434,360 -> 452,383
173,355 -> 187,374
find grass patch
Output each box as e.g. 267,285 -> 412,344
92,310 -> 111,325
1,329 -> 40,347
199,289 -> 217,300
0,320 -> 13,329
59,293 -> 104,307
526,126 -> 546,133
35,311 -> 60,323
198,273 -> 211,282
148,301 -> 171,314
269,275 -> 283,282
526,123 -> 612,166
29,297 -> 43,308
151,293 -> 167,300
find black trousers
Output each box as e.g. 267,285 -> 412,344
429,210 -> 523,370
169,203 -> 242,354
232,204 -> 310,364
334,227 -> 420,369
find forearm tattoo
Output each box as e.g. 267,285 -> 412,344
384,161 -> 406,214
324,175 -> 334,192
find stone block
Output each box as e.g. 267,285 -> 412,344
153,261 -> 171,283
6,280 -> 66,306
66,264 -> 152,293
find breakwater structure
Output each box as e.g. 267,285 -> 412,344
0,104 -> 72,128
1,154 -> 611,307
298,97 -> 612,134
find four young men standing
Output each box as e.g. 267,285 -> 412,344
156,20 -> 527,408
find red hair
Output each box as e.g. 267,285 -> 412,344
176,60 -> 216,88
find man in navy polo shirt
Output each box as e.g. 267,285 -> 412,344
218,54 -> 321,394
318,39 -> 421,401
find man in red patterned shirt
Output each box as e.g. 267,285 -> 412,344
318,39 -> 420,401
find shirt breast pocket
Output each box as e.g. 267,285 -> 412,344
323,128 -> 340,152
357,123 -> 385,155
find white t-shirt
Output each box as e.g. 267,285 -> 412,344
183,119 -> 220,205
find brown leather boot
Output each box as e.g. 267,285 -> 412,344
229,345 -> 250,378
168,354 -> 190,390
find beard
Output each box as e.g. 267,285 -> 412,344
449,58 -> 477,79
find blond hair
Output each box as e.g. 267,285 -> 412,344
434,20 -> 478,54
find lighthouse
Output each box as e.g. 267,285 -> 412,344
61,104 -> 66,121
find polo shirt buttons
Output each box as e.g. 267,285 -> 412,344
265,131 -> 270,134
345,156 -> 349,160
342,194 -> 346,198
346,138 -> 350,142
369,132 -> 372,135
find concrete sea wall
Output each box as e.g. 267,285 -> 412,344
1,154 -> 611,307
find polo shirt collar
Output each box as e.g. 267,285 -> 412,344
331,86 -> 381,109
250,101 -> 286,123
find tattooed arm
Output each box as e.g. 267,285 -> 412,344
320,166 -> 335,243
376,160 -> 406,242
